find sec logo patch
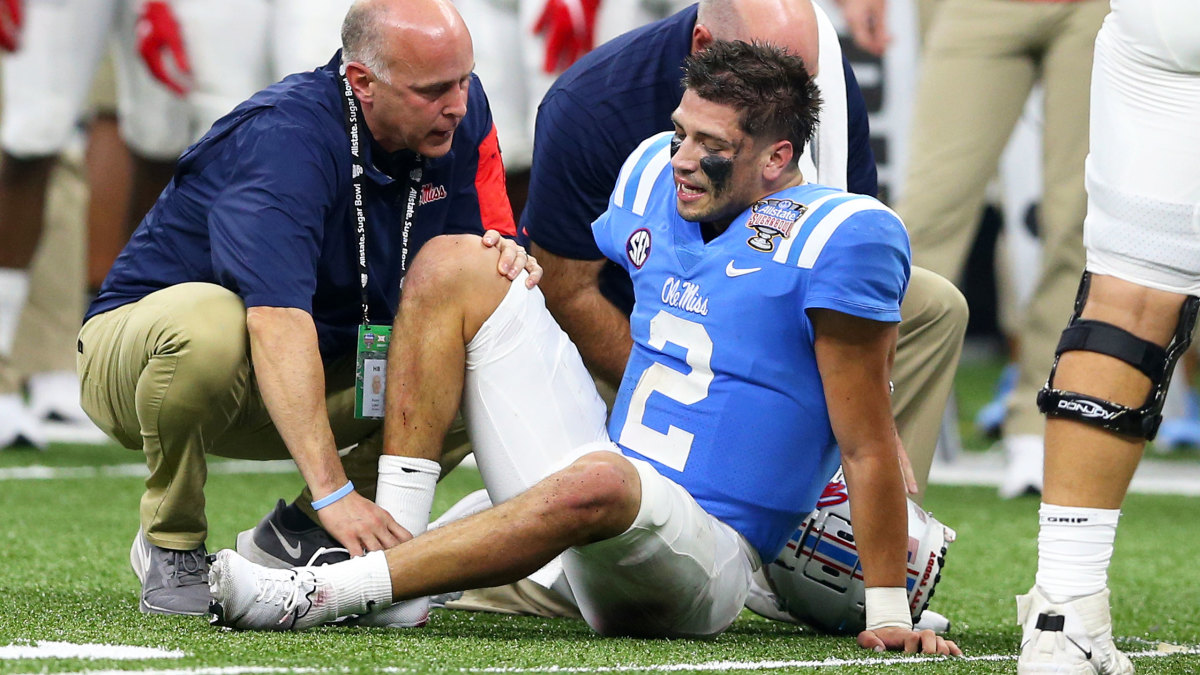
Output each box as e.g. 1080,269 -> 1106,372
626,228 -> 652,269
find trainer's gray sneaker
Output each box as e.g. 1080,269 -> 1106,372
129,530 -> 210,616
236,499 -> 351,568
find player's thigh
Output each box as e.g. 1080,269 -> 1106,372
564,457 -> 756,638
464,279 -> 611,503
110,0 -> 192,158
1082,11 -> 1200,295
1,0 -> 115,156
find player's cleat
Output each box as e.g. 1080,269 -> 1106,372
130,530 -> 211,615
1000,434 -> 1044,499
208,549 -> 334,631
0,393 -> 46,450
236,499 -> 350,568
1017,586 -> 1133,674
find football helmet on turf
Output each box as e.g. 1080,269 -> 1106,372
758,476 -> 956,634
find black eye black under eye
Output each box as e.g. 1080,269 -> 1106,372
670,136 -> 682,156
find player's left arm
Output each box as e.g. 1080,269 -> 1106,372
811,309 -> 960,656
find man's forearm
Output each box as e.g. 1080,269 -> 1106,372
553,291 -> 632,389
246,305 -> 347,498
531,244 -> 632,389
840,452 -> 908,589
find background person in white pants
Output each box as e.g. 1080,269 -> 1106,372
0,0 -> 189,448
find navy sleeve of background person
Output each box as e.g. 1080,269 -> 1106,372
842,56 -> 878,198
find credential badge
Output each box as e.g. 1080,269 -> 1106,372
746,198 -> 805,252
626,228 -> 652,269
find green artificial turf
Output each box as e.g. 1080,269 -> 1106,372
1,438 -> 1198,674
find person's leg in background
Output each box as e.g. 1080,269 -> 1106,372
172,0 -> 270,136
0,0 -> 118,448
999,0 -> 1106,498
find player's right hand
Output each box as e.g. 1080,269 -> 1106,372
0,0 -> 23,53
314,491 -> 411,556
857,626 -> 961,656
136,0 -> 192,97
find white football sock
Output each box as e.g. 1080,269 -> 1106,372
312,549 -> 394,618
0,268 -> 30,355
376,455 -> 440,537
1035,503 -> 1120,603
374,455 -> 439,620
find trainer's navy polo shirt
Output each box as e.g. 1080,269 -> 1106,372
88,53 -> 514,361
520,4 -> 876,314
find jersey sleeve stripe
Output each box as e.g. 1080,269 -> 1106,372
475,123 -> 517,236
796,198 -> 885,269
614,132 -> 673,210
771,192 -> 843,264
631,145 -> 672,215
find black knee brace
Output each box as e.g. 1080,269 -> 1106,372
1037,272 -> 1200,441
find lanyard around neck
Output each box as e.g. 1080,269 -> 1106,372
339,68 -> 423,325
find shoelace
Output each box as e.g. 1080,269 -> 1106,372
170,549 -> 208,586
254,570 -> 317,627
305,546 -> 350,567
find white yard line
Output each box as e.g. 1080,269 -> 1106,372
0,641 -> 184,660
8,647 -> 1199,674
0,459 -> 298,481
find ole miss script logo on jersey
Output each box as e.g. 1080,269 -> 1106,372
419,183 -> 447,206
627,228 -> 651,268
746,198 -> 805,252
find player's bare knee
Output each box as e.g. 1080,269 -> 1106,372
404,234 -> 509,307
552,452 -> 641,540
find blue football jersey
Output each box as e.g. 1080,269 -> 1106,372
592,132 -> 911,560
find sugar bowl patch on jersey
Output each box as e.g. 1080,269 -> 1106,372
746,198 -> 806,252
626,228 -> 652,268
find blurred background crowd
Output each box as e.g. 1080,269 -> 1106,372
0,0 -> 1196,494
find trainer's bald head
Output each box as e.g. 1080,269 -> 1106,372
694,0 -> 819,75
342,0 -> 472,82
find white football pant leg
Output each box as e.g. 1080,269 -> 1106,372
1,0 -> 117,156
462,271 -> 611,504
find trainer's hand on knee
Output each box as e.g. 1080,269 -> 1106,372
481,230 -> 542,288
316,492 -> 411,556
857,627 -> 961,656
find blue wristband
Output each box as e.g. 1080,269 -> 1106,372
311,481 -> 355,510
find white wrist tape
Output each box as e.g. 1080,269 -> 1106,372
865,587 -> 912,631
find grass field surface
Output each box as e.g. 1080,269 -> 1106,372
2,358 -> 1199,674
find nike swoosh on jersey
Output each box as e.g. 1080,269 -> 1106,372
268,520 -> 304,559
726,261 -> 763,277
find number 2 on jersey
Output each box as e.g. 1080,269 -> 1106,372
618,311 -> 714,471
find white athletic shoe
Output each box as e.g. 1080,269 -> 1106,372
1000,434 -> 1044,499
208,549 -> 336,631
28,371 -> 91,425
1017,586 -> 1134,674
0,393 -> 46,450
915,609 -> 952,634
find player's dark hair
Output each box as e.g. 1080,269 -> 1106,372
682,40 -> 822,155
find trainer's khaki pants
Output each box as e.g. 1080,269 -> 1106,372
76,283 -> 384,550
897,0 -> 1108,438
